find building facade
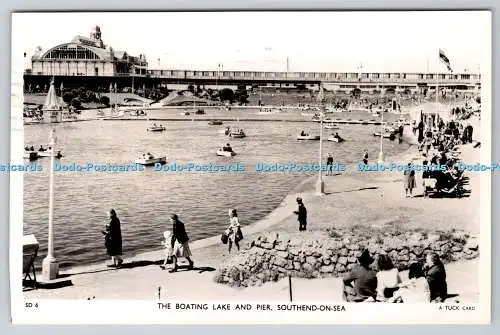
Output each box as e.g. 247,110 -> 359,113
29,26 -> 148,77
24,26 -> 480,93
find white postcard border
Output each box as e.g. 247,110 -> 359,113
9,11 -> 493,324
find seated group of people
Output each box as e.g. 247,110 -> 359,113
142,152 -> 154,159
221,143 -> 233,152
418,121 -> 466,191
343,249 -> 447,303
300,130 -> 309,136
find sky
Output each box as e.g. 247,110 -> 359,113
13,11 -> 491,73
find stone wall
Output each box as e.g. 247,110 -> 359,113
214,229 -> 479,287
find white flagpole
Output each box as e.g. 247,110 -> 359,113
436,53 -> 439,123
316,84 -> 325,195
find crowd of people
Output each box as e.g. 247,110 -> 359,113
343,249 -> 448,303
413,114 -> 473,195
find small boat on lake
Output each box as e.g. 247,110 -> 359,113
324,123 -> 339,130
373,131 -> 396,140
195,109 -> 205,115
327,134 -> 344,143
208,120 -> 223,125
296,133 -> 320,140
37,150 -> 63,158
228,129 -> 246,138
147,124 -> 166,132
181,111 -> 191,116
217,145 -> 236,157
135,153 -> 167,166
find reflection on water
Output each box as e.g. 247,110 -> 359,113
23,114 -> 409,268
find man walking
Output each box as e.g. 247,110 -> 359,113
326,153 -> 334,176
293,197 -> 307,231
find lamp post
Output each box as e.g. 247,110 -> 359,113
131,65 -> 135,94
378,111 -> 385,163
316,84 -> 325,195
42,126 -> 59,281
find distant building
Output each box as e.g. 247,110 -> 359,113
30,26 -> 148,77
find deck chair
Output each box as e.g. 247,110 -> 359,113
23,234 -> 39,289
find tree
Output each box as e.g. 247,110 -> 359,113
187,84 -> 195,94
219,88 -> 234,103
351,88 -> 361,98
62,92 -> 74,104
100,95 -> 110,106
71,98 -> 81,110
239,94 -> 248,105
476,96 -> 481,104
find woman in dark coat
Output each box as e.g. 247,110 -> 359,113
423,252 -> 448,302
102,209 -> 123,268
169,214 -> 194,273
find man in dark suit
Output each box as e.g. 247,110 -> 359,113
293,197 -> 307,231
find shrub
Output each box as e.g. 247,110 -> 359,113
71,98 -> 81,110
99,95 -> 110,106
62,93 -> 74,104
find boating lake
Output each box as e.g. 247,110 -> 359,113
23,115 -> 411,269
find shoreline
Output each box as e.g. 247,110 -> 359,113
40,135 -> 417,277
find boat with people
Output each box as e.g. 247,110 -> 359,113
324,123 -> 339,130
217,143 -> 236,157
208,120 -> 223,125
296,131 -> 320,140
228,129 -> 246,138
327,133 -> 344,143
181,111 -> 191,116
195,109 -> 205,115
219,127 -> 231,135
373,130 -> 396,140
37,151 -> 63,158
134,153 -> 167,166
24,145 -> 63,159
147,124 -> 166,132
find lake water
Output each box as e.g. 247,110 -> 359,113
23,111 -> 410,269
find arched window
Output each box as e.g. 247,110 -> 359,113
42,44 -> 103,60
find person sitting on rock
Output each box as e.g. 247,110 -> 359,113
343,249 -> 378,302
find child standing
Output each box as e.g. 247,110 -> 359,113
160,230 -> 173,270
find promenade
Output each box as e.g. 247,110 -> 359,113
24,126 -> 482,301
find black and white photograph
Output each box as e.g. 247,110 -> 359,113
10,11 -> 491,324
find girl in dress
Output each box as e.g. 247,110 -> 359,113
398,262 -> 431,303
227,209 -> 242,253
160,230 -> 173,270
376,254 -> 402,302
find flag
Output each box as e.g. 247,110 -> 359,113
439,49 -> 453,72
